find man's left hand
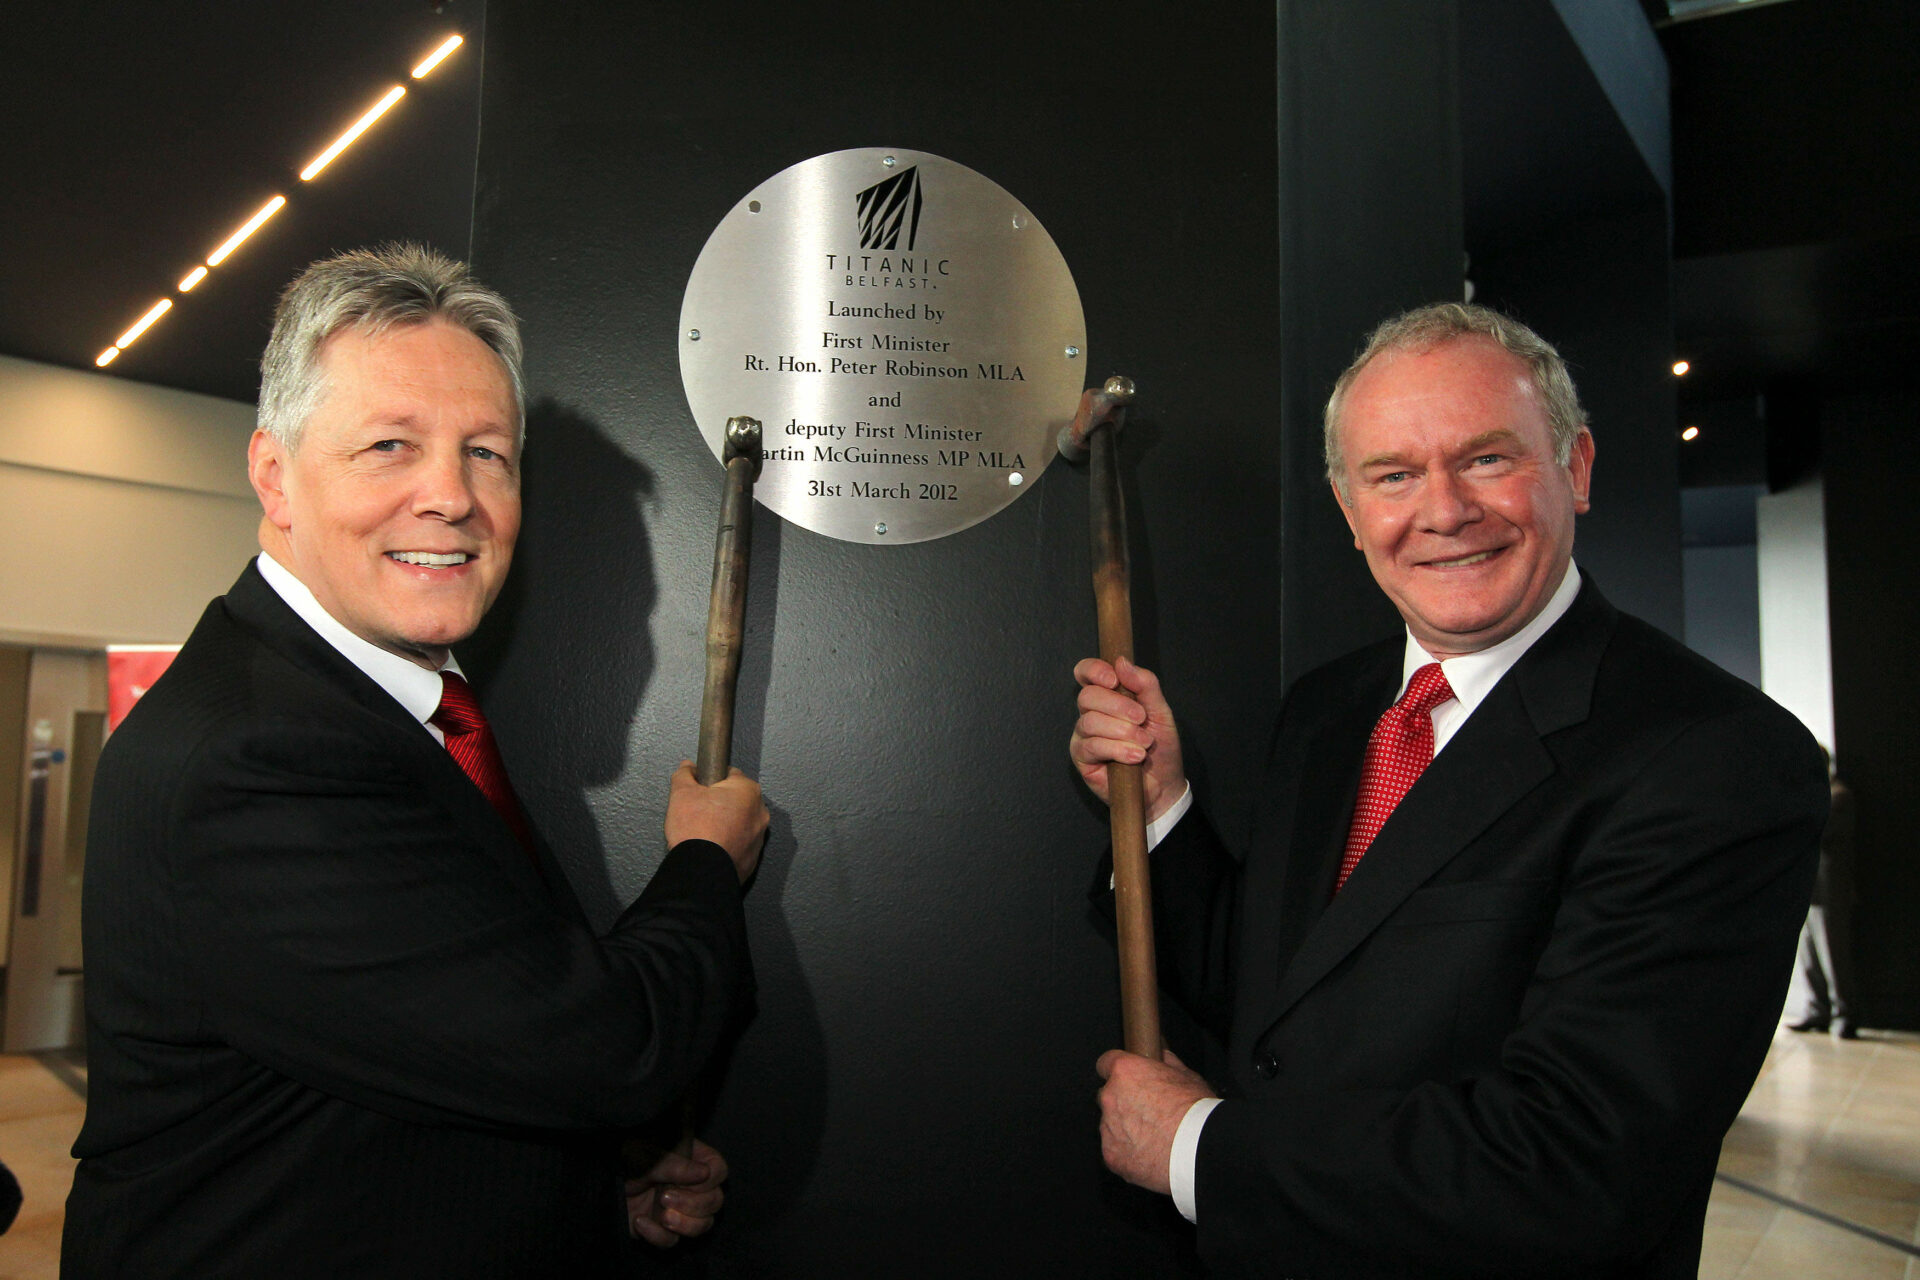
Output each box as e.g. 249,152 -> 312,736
1096,1047 -> 1214,1196
625,1138 -> 728,1247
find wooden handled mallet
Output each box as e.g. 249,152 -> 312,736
673,414 -> 762,1160
1058,376 -> 1161,1060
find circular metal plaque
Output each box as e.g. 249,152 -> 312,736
679,148 -> 1087,544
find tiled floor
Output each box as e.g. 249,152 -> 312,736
0,1028 -> 1915,1275
1705,1026 -> 1920,1279
0,1052 -> 84,1280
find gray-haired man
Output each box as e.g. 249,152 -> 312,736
1071,303 -> 1825,1277
66,244 -> 765,1277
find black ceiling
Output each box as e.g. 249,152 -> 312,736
3,2 -> 1914,426
1666,0 -> 1920,385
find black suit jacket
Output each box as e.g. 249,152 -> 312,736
1138,582 -> 1824,1279
65,562 -> 752,1278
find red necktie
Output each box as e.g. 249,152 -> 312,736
1335,662 -> 1456,893
430,671 -> 534,851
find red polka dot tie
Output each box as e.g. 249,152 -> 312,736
430,671 -> 534,852
1336,663 -> 1456,893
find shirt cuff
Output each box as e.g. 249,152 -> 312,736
1170,1095 -> 1223,1223
1145,782 -> 1193,852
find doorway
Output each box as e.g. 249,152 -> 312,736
1,645 -> 106,1053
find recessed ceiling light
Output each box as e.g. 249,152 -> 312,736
1681,425 -> 1700,442
1672,360 -> 1690,376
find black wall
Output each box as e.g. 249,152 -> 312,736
1462,0 -> 1681,635
1276,2 -> 1465,683
1471,204 -> 1680,634
1823,392 -> 1920,1030
461,0 -> 1682,1270
467,2 -> 1284,1272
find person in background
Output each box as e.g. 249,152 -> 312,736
1788,745 -> 1857,1038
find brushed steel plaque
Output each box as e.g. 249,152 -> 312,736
680,148 -> 1087,544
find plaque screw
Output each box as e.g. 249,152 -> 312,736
687,329 -> 701,342
1009,472 -> 1024,486
1065,345 -> 1080,359
874,522 -> 888,535
748,200 -> 761,213
883,155 -> 896,168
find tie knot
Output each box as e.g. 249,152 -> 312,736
431,671 -> 484,736
1400,662 -> 1455,716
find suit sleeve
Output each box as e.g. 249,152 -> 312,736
169,713 -> 749,1134
1194,701 -> 1824,1272
1087,788 -> 1250,1048
1139,809 -> 1243,1044
1088,696 -> 1308,1046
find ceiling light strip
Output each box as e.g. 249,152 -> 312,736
95,30 -> 462,371
1659,0 -> 1798,26
114,298 -> 174,350
300,86 -> 407,181
412,35 -> 464,79
206,195 -> 287,266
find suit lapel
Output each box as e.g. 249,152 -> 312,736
224,561 -> 422,736
221,561 -> 569,904
1257,581 -> 1617,1026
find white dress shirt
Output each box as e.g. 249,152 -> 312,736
254,552 -> 459,743
1160,564 -> 1584,1223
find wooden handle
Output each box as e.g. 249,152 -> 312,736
1089,422 -> 1162,1060
680,442 -> 759,1157
695,453 -> 755,785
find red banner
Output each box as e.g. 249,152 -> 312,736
107,645 -> 181,732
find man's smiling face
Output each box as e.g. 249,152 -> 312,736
1331,335 -> 1594,658
248,318 -> 522,669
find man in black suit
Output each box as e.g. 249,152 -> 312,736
1070,303 -> 1825,1278
65,244 -> 768,1277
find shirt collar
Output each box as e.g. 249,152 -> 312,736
1400,561 -> 1583,716
254,552 -> 458,729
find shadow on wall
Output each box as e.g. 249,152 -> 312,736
460,398 -> 657,922
660,509 -> 835,1248
459,400 -> 832,1239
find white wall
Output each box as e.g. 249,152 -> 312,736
1756,477 -> 1835,752
0,354 -> 260,646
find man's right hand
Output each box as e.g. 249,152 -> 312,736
665,763 -> 768,884
1069,657 -> 1185,822
626,1137 -> 729,1246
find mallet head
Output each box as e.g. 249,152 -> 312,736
723,415 -> 764,478
1056,376 -> 1136,463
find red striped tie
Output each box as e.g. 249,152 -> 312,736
1335,663 -> 1455,893
430,671 -> 534,851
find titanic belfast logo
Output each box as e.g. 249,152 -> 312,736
855,165 -> 924,251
